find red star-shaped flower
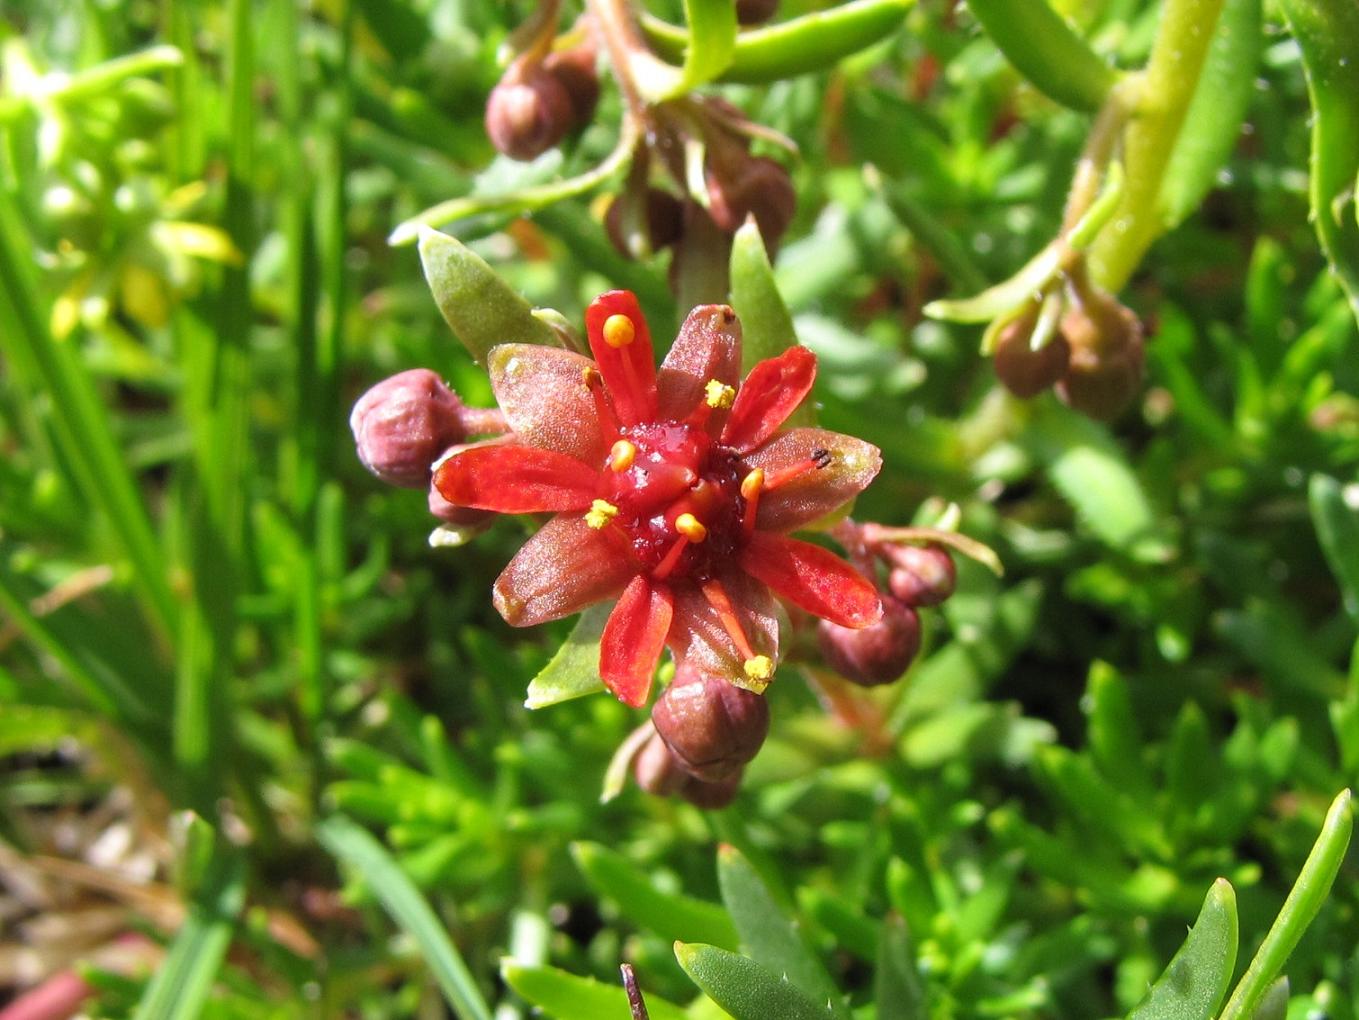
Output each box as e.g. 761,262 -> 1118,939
433,291 -> 883,706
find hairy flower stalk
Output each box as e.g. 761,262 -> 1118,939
431,291 -> 883,706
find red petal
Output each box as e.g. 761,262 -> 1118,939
488,344 -> 606,463
656,304 -> 742,432
433,443 -> 596,513
666,571 -> 779,681
585,290 -> 658,425
600,575 -> 674,707
493,515 -> 635,626
738,532 -> 882,628
742,428 -> 881,533
721,346 -> 817,452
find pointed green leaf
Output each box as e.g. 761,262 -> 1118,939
571,842 -> 740,950
1277,0 -> 1359,321
875,916 -> 927,1020
502,962 -> 689,1020
1025,402 -> 1174,563
965,0 -> 1116,113
1158,0 -> 1261,228
716,845 -> 848,1019
1127,878 -> 1238,1020
524,604 -> 610,709
1085,662 -> 1150,798
1218,790 -> 1353,1020
1308,475 -> 1359,623
417,228 -> 558,364
675,942 -> 835,1020
317,815 -> 492,1020
133,837 -> 245,1020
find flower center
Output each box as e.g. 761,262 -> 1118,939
597,422 -> 746,582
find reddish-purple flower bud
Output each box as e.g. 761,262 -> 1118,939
884,544 -> 956,607
705,157 -> 796,244
817,596 -> 921,686
651,670 -> 770,782
485,67 -> 576,161
543,44 -> 599,129
633,732 -> 687,796
679,769 -> 742,809
992,308 -> 1071,398
736,0 -> 780,24
1055,290 -> 1145,421
351,369 -> 467,488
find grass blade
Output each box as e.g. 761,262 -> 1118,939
317,814 -> 493,1020
132,840 -> 245,1020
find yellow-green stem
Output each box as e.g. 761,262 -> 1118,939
1088,0 -> 1227,289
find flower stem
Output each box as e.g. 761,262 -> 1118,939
1087,0 -> 1227,289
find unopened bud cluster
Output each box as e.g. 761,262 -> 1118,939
634,664 -> 769,809
485,15 -> 598,163
992,262 -> 1145,421
629,526 -> 959,808
605,97 -> 796,300
816,529 -> 956,688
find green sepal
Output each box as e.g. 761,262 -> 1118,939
418,227 -> 558,366
524,603 -> 611,709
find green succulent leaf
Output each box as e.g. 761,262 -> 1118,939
642,0 -> 914,84
875,915 -> 927,1020
1127,878 -> 1238,1020
1158,0 -> 1261,228
1024,403 -> 1174,563
524,604 -> 610,709
418,228 -> 559,365
572,841 -> 740,950
501,961 -> 689,1020
964,0 -> 1117,113
717,844 -> 848,1018
1218,790 -> 1353,1020
1308,474 -> 1359,623
317,815 -> 492,1020
1277,0 -> 1359,321
674,942 -> 836,1020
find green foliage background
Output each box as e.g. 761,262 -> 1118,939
1,0 -> 1358,1017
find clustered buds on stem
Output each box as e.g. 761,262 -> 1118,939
990,260 -> 1145,420
816,521 -> 959,688
605,98 -> 796,300
485,8 -> 599,163
1055,267 -> 1145,421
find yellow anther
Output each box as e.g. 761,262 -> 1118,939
674,513 -> 708,543
740,469 -> 765,500
585,499 -> 619,530
609,439 -> 637,472
602,313 -> 636,348
743,655 -> 774,681
704,379 -> 736,409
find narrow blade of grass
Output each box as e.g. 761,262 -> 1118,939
317,815 -> 493,1020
